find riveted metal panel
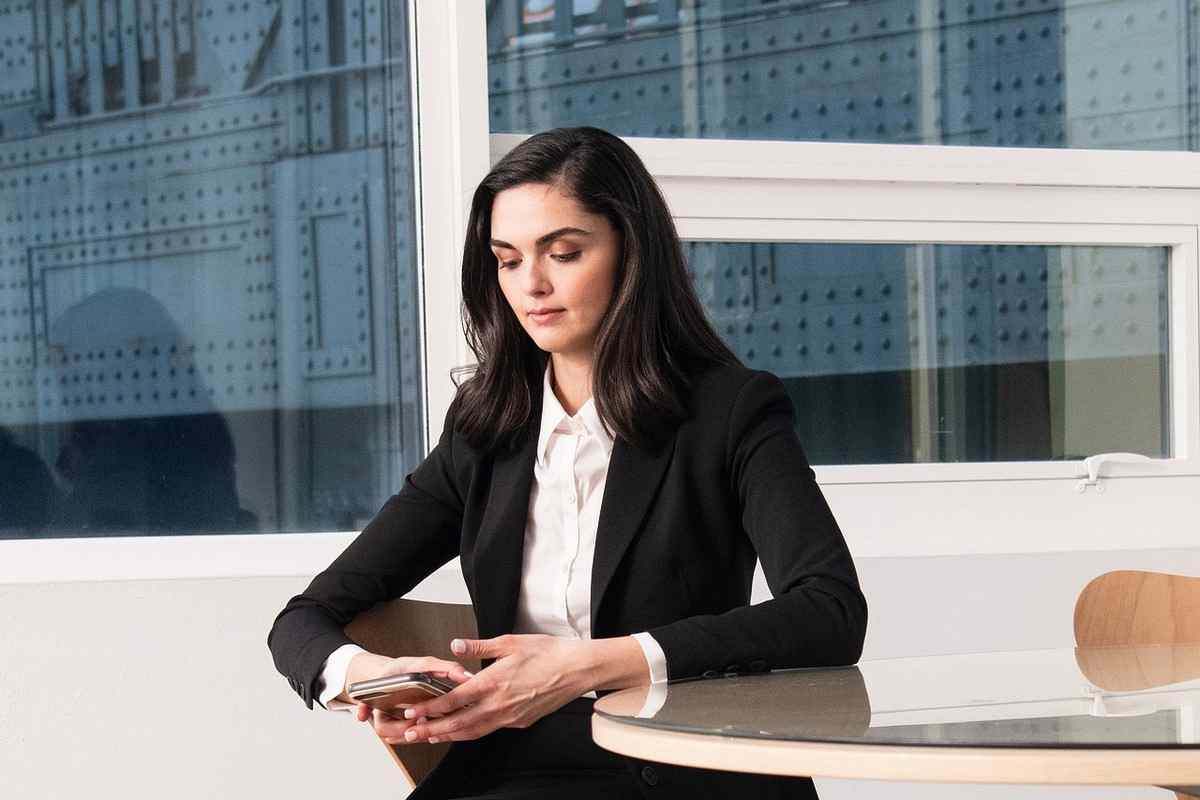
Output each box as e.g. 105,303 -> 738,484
0,2 -> 39,108
173,0 -> 191,56
100,0 -> 120,69
137,0 -> 156,61
342,0 -> 368,149
691,240 -> 1169,380
280,0 -> 309,154
294,173 -> 374,380
83,0 -> 105,113
154,0 -> 175,102
302,0 -> 333,153
48,0 -> 70,120
118,0 -> 140,109
362,0 -> 389,149
0,1 -> 422,535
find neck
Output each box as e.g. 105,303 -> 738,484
549,352 -> 593,416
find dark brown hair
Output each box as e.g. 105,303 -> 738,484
453,126 -> 738,452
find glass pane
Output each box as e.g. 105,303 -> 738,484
0,3 -> 423,538
685,242 -> 1170,464
595,646 -> 1200,747
488,0 -> 1198,150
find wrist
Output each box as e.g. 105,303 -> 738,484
582,636 -> 648,692
344,651 -> 390,695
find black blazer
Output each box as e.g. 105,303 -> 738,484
268,363 -> 867,794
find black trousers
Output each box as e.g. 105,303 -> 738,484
407,698 -> 819,800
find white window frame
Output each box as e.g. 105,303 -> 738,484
7,1 -> 1200,582
0,0 -> 491,584
481,137 -> 1200,556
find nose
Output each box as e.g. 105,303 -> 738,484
519,259 -> 551,297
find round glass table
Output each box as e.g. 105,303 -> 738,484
592,645 -> 1200,792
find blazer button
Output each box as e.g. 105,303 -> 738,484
724,664 -> 741,674
750,659 -> 767,672
701,669 -> 720,679
641,765 -> 659,786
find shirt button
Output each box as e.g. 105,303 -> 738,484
640,765 -> 659,786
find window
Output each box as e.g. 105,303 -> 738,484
685,241 -> 1170,466
0,2 -> 424,540
487,0 -> 1200,151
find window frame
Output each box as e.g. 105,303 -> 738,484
0,0 -> 491,583
7,1 -> 1200,581
486,132 -> 1200,484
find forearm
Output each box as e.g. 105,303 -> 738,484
649,578 -> 867,681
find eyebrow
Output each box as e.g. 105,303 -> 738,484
489,227 -> 592,250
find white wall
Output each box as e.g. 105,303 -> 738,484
0,576 -> 396,799
4,547 -> 1199,799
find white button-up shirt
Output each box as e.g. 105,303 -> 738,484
316,364 -> 668,708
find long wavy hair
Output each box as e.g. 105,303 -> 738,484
453,126 -> 738,452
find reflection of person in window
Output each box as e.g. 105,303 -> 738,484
48,288 -> 256,536
53,413 -> 253,535
269,127 -> 866,800
0,426 -> 58,538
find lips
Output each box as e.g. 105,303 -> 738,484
528,308 -> 564,320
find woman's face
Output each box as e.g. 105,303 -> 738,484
490,182 -> 620,361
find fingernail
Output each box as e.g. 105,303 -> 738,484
463,670 -> 474,677
403,708 -> 416,719
405,730 -> 418,742
428,736 -> 439,744
451,639 -> 465,654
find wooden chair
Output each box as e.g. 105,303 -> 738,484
1075,570 -> 1200,648
343,598 -> 479,789
1074,570 -> 1200,800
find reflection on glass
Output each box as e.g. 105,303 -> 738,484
685,242 -> 1170,465
489,0 -> 1199,150
597,646 -> 1200,746
0,3 -> 422,538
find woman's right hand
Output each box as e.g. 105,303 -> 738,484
341,652 -> 473,745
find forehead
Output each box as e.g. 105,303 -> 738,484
490,183 -> 595,241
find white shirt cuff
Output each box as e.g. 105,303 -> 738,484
630,632 -> 669,718
316,643 -> 366,710
631,631 -> 669,684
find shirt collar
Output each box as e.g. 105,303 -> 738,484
536,362 -> 615,466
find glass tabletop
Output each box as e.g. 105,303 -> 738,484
593,645 -> 1200,749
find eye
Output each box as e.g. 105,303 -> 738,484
550,251 -> 581,263
497,257 -> 520,270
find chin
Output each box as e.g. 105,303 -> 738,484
525,332 -> 574,356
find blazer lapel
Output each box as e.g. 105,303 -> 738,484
471,425 -> 537,640
590,431 -> 677,634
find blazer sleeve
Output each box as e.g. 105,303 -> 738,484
648,371 -> 868,680
266,404 -> 465,708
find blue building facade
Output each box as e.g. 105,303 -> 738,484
0,0 -> 1180,536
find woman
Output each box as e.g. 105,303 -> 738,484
268,126 -> 867,799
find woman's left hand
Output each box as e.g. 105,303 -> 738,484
397,634 -> 596,743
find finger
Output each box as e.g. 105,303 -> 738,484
381,717 -> 427,745
425,664 -> 474,685
355,703 -> 371,722
450,636 -> 511,660
404,678 -> 489,721
412,656 -> 472,679
407,706 -> 494,744
371,711 -> 420,738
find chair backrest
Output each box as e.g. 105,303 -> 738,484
344,598 -> 479,789
1074,570 -> 1200,648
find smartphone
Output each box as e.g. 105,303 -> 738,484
347,672 -> 457,713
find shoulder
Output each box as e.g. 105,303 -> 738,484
686,363 -> 788,417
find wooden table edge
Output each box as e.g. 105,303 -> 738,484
592,713 -> 1200,785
